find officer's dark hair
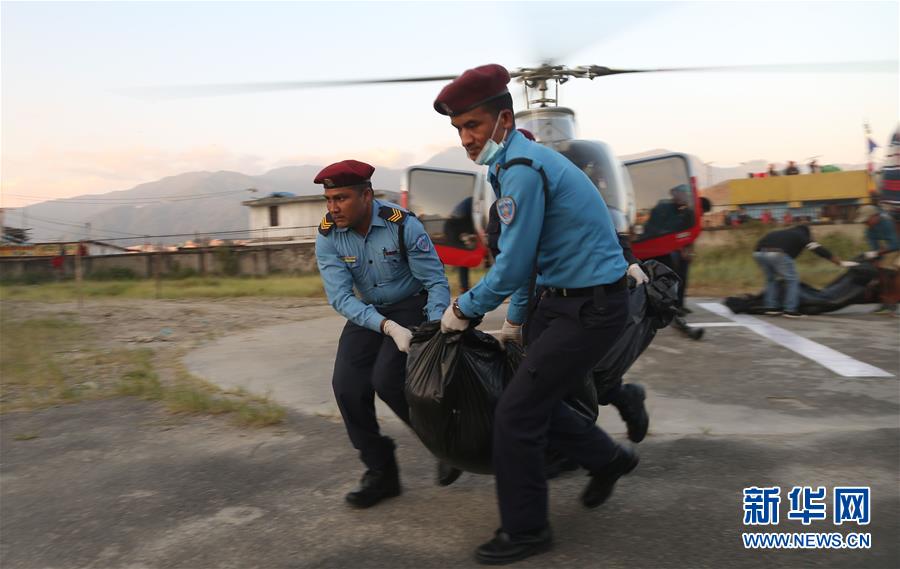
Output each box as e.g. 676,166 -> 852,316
349,182 -> 373,194
481,92 -> 515,122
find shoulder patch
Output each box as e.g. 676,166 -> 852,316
414,234 -> 431,253
378,205 -> 408,225
497,196 -> 516,225
318,213 -> 335,236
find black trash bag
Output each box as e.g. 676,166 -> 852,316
591,260 -> 680,397
405,261 -> 677,474
405,323 -> 597,474
724,260 -> 879,315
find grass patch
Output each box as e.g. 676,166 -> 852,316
0,265 -> 477,302
162,364 -> 285,427
116,355 -> 285,427
0,315 -> 284,426
116,349 -> 163,400
0,275 -> 326,302
0,316 -> 91,410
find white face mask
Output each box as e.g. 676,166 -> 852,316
474,113 -> 508,166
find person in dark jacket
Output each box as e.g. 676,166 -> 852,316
752,225 -> 842,317
855,204 -> 900,315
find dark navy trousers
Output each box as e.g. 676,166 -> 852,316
331,294 -> 427,471
494,288 -> 629,536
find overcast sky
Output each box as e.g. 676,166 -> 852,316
2,0 -> 897,207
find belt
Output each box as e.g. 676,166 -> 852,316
758,248 -> 784,253
544,275 -> 627,298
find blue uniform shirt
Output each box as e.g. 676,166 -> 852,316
866,214 -> 899,252
457,130 -> 627,323
316,199 -> 451,332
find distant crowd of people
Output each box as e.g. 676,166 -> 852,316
757,159 -> 825,178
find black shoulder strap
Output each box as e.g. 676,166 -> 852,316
500,157 -> 550,210
318,212 -> 335,236
498,157 -> 551,330
378,205 -> 414,261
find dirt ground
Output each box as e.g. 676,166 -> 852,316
1,297 -> 335,353
0,297 -> 336,410
1,297 -> 898,569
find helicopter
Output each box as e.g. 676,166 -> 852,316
399,63 -> 710,272
143,58 -> 894,274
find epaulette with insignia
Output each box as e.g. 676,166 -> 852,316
318,212 -> 335,236
378,205 -> 410,225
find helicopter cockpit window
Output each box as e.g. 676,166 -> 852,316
553,140 -> 627,217
625,155 -> 694,242
406,168 -> 480,250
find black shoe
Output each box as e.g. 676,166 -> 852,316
474,527 -> 553,565
437,460 -> 463,486
613,384 -> 649,443
581,445 -> 639,508
345,462 -> 401,508
782,311 -> 806,319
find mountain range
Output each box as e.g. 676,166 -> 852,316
10,148 -> 867,245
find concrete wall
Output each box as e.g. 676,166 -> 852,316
0,243 -> 319,282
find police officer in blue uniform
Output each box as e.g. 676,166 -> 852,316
314,160 -> 453,508
435,65 -> 639,565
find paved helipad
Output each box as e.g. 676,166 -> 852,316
2,299 -> 897,568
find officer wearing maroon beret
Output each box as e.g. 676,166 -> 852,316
314,159 -> 454,508
435,65 -> 638,564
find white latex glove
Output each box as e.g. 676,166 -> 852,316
627,263 -> 650,285
840,261 -> 861,268
382,319 -> 412,353
500,319 -> 523,346
440,303 -> 469,333
863,251 -> 879,260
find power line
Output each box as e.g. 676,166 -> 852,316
4,188 -> 261,205
24,213 -> 149,237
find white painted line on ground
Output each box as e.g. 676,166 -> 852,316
684,322 -> 744,328
698,302 -> 893,378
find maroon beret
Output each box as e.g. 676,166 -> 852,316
433,64 -> 511,116
517,128 -> 536,141
313,160 -> 375,189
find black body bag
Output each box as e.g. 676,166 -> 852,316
724,260 -> 879,315
404,260 -> 679,474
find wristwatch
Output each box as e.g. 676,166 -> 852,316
452,299 -> 469,320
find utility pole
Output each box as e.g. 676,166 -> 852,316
75,240 -> 84,309
155,242 -> 163,299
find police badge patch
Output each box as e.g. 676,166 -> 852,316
497,196 -> 516,225
415,234 -> 431,252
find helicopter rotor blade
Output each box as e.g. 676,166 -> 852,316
120,60 -> 896,100
119,74 -> 460,99
580,60 -> 898,78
